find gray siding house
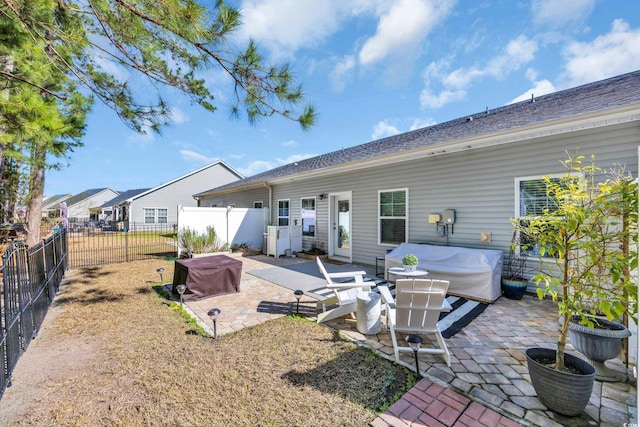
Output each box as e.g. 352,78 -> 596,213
122,160 -> 242,229
194,70 -> 640,269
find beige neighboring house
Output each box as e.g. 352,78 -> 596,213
64,188 -> 119,223
41,194 -> 72,219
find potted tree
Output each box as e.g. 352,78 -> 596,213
402,253 -> 419,272
514,153 -> 638,416
501,230 -> 529,299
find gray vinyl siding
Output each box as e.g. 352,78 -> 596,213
213,122 -> 639,268
197,187 -> 270,209
129,164 -> 240,224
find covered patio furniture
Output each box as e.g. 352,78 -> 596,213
172,255 -> 242,301
379,278 -> 452,367
315,257 -> 372,323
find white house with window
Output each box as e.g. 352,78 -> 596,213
192,71 -> 640,269
119,160 -> 242,230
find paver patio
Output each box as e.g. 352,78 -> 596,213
184,254 -> 637,427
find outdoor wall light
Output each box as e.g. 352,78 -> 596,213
208,308 -> 221,339
406,334 -> 423,375
156,267 -> 165,282
176,284 -> 187,307
294,289 -> 304,314
318,193 -> 325,200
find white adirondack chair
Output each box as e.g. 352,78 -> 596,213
315,257 -> 371,323
379,278 -> 452,367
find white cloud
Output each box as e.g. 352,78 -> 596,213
358,0 -> 454,66
281,140 -> 298,147
409,117 -> 437,131
420,35 -> 538,109
510,79 -> 556,104
562,19 -> 640,87
275,153 -> 317,165
236,153 -> 318,177
237,160 -> 274,177
238,0 -> 353,58
531,0 -> 595,29
372,120 -> 401,140
180,150 -> 218,164
126,125 -> 155,145
169,107 -> 189,124
328,55 -> 356,92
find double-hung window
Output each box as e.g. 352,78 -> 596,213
301,197 -> 316,236
144,208 -> 168,224
515,174 -> 576,254
379,189 -> 407,245
278,199 -> 290,226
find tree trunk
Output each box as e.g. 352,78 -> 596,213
25,144 -> 46,246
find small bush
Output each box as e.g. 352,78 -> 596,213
179,226 -> 222,257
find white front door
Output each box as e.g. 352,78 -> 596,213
331,193 -> 351,258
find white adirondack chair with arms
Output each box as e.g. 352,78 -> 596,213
378,278 -> 452,367
315,257 -> 371,323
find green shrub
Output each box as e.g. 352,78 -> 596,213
179,226 -> 222,257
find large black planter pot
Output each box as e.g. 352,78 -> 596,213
501,278 -> 527,299
568,316 -> 631,382
525,347 -> 596,416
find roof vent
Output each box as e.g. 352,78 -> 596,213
466,116 -> 473,122
531,93 -> 535,103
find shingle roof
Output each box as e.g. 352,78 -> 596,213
42,194 -> 71,210
100,189 -> 151,208
196,69 -> 640,196
65,188 -> 111,207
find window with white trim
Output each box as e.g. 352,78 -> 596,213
301,197 -> 316,237
253,201 -> 263,209
144,208 -> 168,224
277,199 -> 289,226
515,174 -> 577,254
378,189 -> 407,245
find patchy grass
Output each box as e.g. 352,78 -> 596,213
5,260 -> 414,426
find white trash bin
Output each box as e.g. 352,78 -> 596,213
356,291 -> 381,335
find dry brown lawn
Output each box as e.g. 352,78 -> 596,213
0,259 -> 414,426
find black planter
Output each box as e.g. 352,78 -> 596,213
501,278 -> 527,299
568,316 -> 631,382
525,347 -> 595,416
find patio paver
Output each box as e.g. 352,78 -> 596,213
184,254 -> 637,427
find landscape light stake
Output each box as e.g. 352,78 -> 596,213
156,267 -> 164,282
176,284 -> 187,307
208,308 -> 221,339
294,289 -> 303,314
406,335 -> 423,375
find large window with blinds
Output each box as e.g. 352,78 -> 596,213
515,174 -> 576,255
378,189 -> 407,245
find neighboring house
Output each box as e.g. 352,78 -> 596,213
41,194 -> 72,219
121,160 -> 242,229
194,70 -> 640,269
92,188 -> 150,223
65,188 -> 119,222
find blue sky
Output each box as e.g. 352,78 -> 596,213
44,0 -> 640,197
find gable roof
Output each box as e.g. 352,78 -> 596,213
127,160 -> 243,202
65,188 -> 115,207
100,189 -> 150,208
42,194 -> 71,211
195,69 -> 640,197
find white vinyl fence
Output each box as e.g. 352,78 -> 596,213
176,206 -> 269,257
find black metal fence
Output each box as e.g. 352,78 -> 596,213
66,222 -> 178,269
0,230 -> 67,400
